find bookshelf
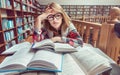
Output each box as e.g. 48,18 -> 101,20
0,0 -> 41,53
62,5 -> 120,20
39,5 -> 120,22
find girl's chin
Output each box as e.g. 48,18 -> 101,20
53,26 -> 60,30
54,27 -> 59,30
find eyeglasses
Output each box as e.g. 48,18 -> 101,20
47,13 -> 62,21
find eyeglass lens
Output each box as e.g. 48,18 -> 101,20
47,13 -> 62,21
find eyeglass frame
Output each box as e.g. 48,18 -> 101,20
47,13 -> 62,21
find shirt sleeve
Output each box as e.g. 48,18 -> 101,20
61,23 -> 83,47
33,28 -> 48,42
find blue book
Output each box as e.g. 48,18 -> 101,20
0,44 -> 63,72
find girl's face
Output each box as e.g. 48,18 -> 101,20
47,11 -> 63,30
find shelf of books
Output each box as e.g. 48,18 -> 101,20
38,5 -> 120,21
0,0 -> 41,53
62,5 -> 120,21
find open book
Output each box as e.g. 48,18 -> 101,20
69,47 -> 112,75
1,42 -> 31,55
32,39 -> 77,53
0,44 -> 63,72
57,54 -> 86,75
57,47 -> 112,75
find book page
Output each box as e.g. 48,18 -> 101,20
32,39 -> 54,50
0,72 -> 20,75
0,71 -> 38,75
0,45 -> 34,71
57,54 -> 86,75
27,50 -> 62,71
71,47 -> 111,75
93,48 -> 116,63
1,42 -> 31,55
54,43 -> 77,53
76,44 -> 115,63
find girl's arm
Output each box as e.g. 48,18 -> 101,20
33,7 -> 53,42
61,23 -> 83,47
51,23 -> 83,47
62,29 -> 83,47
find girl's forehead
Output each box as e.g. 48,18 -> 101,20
51,8 -> 61,14
51,10 -> 59,14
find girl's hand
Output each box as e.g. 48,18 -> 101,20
38,7 -> 53,21
34,6 -> 53,33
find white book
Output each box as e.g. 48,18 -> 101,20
70,47 -> 112,75
76,45 -> 115,63
0,44 -> 63,72
0,56 -> 20,75
1,42 -> 31,55
0,72 -> 20,75
32,39 -> 77,53
58,54 -> 86,75
32,39 -> 54,50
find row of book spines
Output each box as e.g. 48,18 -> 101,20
64,11 -> 109,16
22,0 -> 34,6
4,28 -> 23,42
22,5 -> 35,12
3,25 -> 30,41
3,31 -> 31,49
15,3 -> 35,12
3,31 -> 31,50
0,0 -> 12,9
5,36 -> 26,50
1,10 -> 36,18
2,17 -> 34,30
0,0 -> 36,12
4,30 -> 14,42
2,19 -> 14,30
0,0 -> 34,7
5,40 -> 16,49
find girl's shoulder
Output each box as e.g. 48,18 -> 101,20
67,22 -> 76,31
41,27 -> 47,31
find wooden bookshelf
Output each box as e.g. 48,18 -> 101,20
62,5 -> 120,20
39,5 -> 120,22
0,0 -> 40,53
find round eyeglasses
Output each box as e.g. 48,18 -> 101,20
47,13 -> 62,21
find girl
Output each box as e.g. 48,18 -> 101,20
33,2 -> 83,47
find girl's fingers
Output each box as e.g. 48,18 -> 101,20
45,7 -> 53,13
